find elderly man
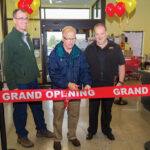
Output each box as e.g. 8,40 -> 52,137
48,26 -> 91,150
3,9 -> 54,148
85,23 -> 125,141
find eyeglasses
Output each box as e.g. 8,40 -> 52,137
63,37 -> 76,42
14,17 -> 29,21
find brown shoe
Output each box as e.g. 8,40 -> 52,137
69,138 -> 80,147
17,135 -> 34,148
36,130 -> 54,138
53,141 -> 61,150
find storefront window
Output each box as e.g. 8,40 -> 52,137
41,0 -> 101,20
43,8 -> 90,19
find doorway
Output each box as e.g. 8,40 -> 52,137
40,0 -> 106,84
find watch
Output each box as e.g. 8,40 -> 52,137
118,81 -> 124,84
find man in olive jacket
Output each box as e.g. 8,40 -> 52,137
2,9 -> 53,148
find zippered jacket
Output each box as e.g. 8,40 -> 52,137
48,41 -> 92,89
3,27 -> 40,90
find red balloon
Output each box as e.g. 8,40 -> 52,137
26,0 -> 33,5
115,2 -> 126,17
106,3 -> 115,18
18,0 -> 33,15
26,6 -> 33,14
18,1 -> 28,10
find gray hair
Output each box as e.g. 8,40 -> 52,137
13,9 -> 26,18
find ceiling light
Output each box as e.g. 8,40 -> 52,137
49,0 -> 52,4
56,0 -> 63,4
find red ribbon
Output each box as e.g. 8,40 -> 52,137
0,84 -> 150,109
64,89 -> 69,110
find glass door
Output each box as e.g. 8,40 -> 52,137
46,31 -> 62,83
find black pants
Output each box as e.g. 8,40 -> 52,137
87,98 -> 114,135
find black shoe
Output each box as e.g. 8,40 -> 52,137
69,138 -> 80,147
144,141 -> 150,150
53,141 -> 61,150
86,132 -> 94,140
104,132 -> 115,140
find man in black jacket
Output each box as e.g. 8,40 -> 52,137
85,23 -> 125,140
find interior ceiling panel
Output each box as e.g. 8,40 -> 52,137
41,0 -> 95,5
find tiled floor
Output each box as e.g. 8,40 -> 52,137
1,80 -> 150,150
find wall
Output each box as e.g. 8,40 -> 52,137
106,0 -> 150,55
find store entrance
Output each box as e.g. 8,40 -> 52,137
40,0 -> 105,84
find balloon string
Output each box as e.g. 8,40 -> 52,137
32,15 -> 35,39
29,14 -> 35,39
119,17 -> 122,44
28,15 -> 31,36
127,13 -> 129,24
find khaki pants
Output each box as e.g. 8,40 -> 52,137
53,99 -> 80,141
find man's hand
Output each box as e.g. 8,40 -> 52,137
68,82 -> 79,90
116,82 -> 123,86
84,85 -> 91,90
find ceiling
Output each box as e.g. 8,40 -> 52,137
41,0 -> 97,6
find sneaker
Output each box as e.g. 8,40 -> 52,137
36,130 -> 54,138
69,138 -> 81,147
17,135 -> 34,148
53,141 -> 61,150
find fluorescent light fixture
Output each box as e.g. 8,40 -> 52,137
49,0 -> 52,4
56,0 -> 63,4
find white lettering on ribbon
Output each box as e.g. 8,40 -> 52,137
113,88 -> 120,95
68,91 -> 75,97
54,91 -> 60,98
46,91 -> 53,98
80,91 -> 87,97
26,92 -> 34,99
128,88 -> 135,95
121,88 -> 127,95
35,92 -> 42,99
88,90 -> 95,96
2,93 -> 10,100
142,87 -> 148,94
19,92 -> 26,99
11,93 -> 18,100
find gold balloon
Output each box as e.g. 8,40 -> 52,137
132,0 -> 137,7
125,0 -> 136,14
30,0 -> 40,11
116,0 -> 125,3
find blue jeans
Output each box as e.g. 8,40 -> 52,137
13,80 -> 47,137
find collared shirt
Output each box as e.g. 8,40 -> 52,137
22,31 -> 30,50
85,40 -> 125,86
